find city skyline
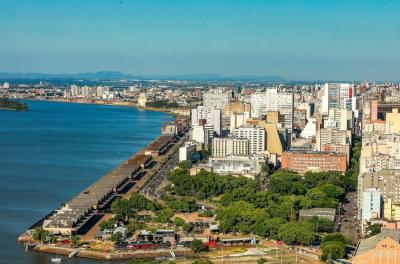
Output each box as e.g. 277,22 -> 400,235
1,0 -> 400,80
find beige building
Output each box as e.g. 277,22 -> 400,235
386,108 -> 400,133
212,137 -> 249,157
138,93 -> 147,107
223,102 -> 251,117
360,170 -> 400,221
249,119 -> 283,156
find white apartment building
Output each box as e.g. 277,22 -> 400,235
301,117 -> 317,139
265,88 -> 294,132
250,92 -> 268,118
321,83 -> 357,116
203,90 -> 231,111
138,93 -> 147,107
328,108 -> 353,131
191,106 -> 222,135
212,137 -> 249,157
179,141 -> 197,162
230,113 -> 249,131
70,85 -> 80,97
232,125 -> 266,154
191,124 -> 213,145
316,127 -> 350,151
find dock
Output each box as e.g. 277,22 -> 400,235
19,122 -> 190,246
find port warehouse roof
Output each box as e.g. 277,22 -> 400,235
42,163 -> 140,232
145,135 -> 174,152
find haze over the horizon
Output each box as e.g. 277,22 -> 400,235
1,0 -> 400,81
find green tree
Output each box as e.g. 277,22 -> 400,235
268,170 -> 305,195
307,217 -> 335,233
177,160 -> 192,170
277,222 -> 315,245
99,218 -> 117,230
32,227 -> 50,243
253,217 -> 287,239
127,218 -> 146,233
366,224 -> 382,237
218,201 -> 263,233
190,239 -> 207,253
130,193 -> 162,211
155,208 -> 174,223
320,232 -> 350,260
199,210 -> 214,217
192,259 -> 213,264
112,198 -> 135,221
257,258 -> 267,264
174,217 -> 185,227
167,198 -> 197,212
182,222 -> 193,233
71,235 -> 80,246
321,241 -> 345,261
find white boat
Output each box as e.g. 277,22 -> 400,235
51,257 -> 62,263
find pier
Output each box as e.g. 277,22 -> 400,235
18,120 -> 190,254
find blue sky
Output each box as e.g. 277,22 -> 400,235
0,0 -> 399,80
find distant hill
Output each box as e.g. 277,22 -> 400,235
0,71 -> 283,81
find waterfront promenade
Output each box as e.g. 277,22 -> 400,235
18,118 -> 189,260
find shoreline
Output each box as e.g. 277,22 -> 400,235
25,97 -> 188,115
0,107 -> 18,111
16,101 -> 189,261
33,245 -> 193,261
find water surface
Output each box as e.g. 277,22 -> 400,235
0,100 -> 169,264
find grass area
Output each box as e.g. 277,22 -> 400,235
203,246 -> 248,257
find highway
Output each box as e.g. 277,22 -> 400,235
140,131 -> 188,199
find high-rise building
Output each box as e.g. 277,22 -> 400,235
81,85 -> 91,98
316,127 -> 350,151
212,137 -> 249,157
230,113 -> 249,131
203,90 -> 231,110
2,82 -> 10,89
191,124 -> 213,145
328,108 -> 354,131
265,88 -> 294,132
223,102 -> 251,117
179,141 -> 197,162
138,93 -> 147,107
232,125 -> 266,154
321,83 -> 356,115
362,188 -> 381,221
191,106 -> 222,135
250,92 -> 268,118
70,85 -> 81,97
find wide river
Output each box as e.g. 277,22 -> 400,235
0,100 -> 170,264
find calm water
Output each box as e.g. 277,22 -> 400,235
0,100 -> 169,264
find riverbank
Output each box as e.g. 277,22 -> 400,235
1,100 -> 171,264
34,245 -> 193,261
16,100 -> 190,261
0,98 -> 28,111
28,97 -> 191,115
